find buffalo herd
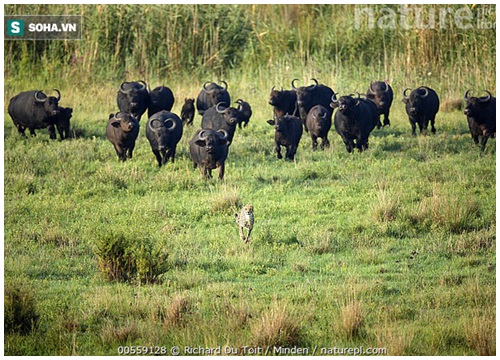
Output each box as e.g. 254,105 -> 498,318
7,78 -> 496,180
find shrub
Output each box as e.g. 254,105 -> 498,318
4,280 -> 39,334
93,232 -> 168,284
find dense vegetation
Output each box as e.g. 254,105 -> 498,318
4,4 -> 496,356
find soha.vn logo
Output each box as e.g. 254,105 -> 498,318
7,20 -> 24,36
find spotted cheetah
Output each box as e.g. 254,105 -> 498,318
235,204 -> 254,243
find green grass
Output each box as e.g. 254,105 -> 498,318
4,73 -> 495,355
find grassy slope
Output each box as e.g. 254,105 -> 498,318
4,73 -> 496,355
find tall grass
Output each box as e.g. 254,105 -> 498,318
4,4 -> 496,96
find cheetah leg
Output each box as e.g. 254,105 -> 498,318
239,226 -> 245,241
245,228 -> 252,243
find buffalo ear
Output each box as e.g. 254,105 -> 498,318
111,121 -> 121,128
195,139 -> 206,147
267,119 -> 275,126
401,98 -> 409,104
109,113 -> 115,120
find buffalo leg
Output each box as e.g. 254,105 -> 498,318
217,162 -> 225,180
322,136 -> 330,149
153,149 -> 162,167
480,134 -> 491,152
16,124 -> 27,137
383,110 -> 391,127
285,146 -> 296,160
430,116 -> 436,134
275,143 -> 283,159
114,145 -> 126,161
410,121 -> 417,136
48,124 -> 57,140
29,128 -> 37,137
376,116 -> 382,129
127,145 -> 135,159
161,149 -> 168,166
311,135 -> 318,151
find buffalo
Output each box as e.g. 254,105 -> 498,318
330,93 -> 378,153
146,111 -> 183,167
181,98 -> 195,126
148,85 -> 175,118
8,89 -> 62,139
117,80 -> 150,122
464,90 -> 496,152
292,78 -> 335,132
267,114 -> 303,160
189,129 -> 230,180
48,106 -> 72,140
269,86 -> 298,118
366,81 -> 394,128
402,87 -> 440,136
201,102 -> 239,145
106,112 -> 140,161
306,105 -> 332,150
196,81 -> 231,116
235,99 -> 252,129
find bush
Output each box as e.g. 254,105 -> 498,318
93,232 -> 168,284
5,280 -> 39,334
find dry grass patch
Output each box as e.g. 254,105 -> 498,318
465,310 -> 496,355
338,295 -> 364,339
251,303 -> 304,348
210,185 -> 242,214
373,186 -> 401,222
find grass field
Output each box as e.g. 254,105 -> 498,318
4,72 -> 496,355
3,3 -> 496,356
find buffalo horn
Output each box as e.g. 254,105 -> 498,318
310,78 -> 319,89
217,129 -> 229,140
402,88 -> 412,98
480,90 -> 492,103
137,81 -> 147,91
202,81 -> 215,94
198,130 -> 208,141
165,118 -> 176,131
34,90 -> 47,103
383,82 -> 389,92
419,87 -> 429,98
291,78 -> 299,90
221,81 -> 228,91
330,94 -> 339,104
271,86 -> 276,92
215,102 -> 226,113
119,82 -> 133,94
464,89 -> 472,100
53,89 -> 61,101
368,82 -> 376,94
147,118 -> 162,132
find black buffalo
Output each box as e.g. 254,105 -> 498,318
196,81 -> 231,116
464,90 -> 496,152
201,103 -> 239,145
330,93 -> 378,153
146,111 -> 183,167
267,114 -> 303,160
148,86 -> 175,118
402,87 -> 440,136
269,86 -> 298,118
189,129 -> 230,180
366,81 -> 394,128
106,112 -> 139,161
235,99 -> 252,129
292,78 -> 335,131
48,106 -> 72,140
181,98 -> 195,125
306,105 -> 332,150
117,81 -> 150,122
8,89 -> 62,139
